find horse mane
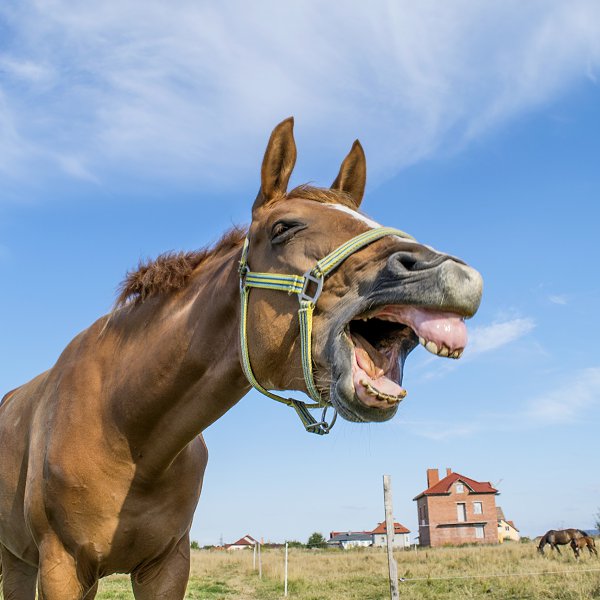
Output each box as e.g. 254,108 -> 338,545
115,226 -> 247,307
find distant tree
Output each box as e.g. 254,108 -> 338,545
307,532 -> 327,548
190,540 -> 200,550
595,509 -> 600,532
285,540 -> 305,548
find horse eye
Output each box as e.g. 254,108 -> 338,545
271,221 -> 305,244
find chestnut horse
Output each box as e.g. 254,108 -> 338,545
571,536 -> 598,559
0,118 -> 482,599
538,529 -> 587,555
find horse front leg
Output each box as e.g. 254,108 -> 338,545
37,536 -> 97,600
131,534 -> 191,600
1,544 -> 38,600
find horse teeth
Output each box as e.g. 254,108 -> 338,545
360,380 -> 407,404
438,346 -> 449,357
419,336 -> 426,346
425,341 -> 438,355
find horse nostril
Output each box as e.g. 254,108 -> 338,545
389,251 -> 419,273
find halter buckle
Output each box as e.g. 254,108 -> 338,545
299,271 -> 324,304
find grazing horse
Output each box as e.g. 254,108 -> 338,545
571,536 -> 598,559
0,118 -> 483,599
538,529 -> 587,555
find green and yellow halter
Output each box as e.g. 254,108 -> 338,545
238,226 -> 415,434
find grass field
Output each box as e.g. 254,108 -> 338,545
91,542 -> 600,599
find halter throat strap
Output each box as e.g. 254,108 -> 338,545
238,225 -> 415,435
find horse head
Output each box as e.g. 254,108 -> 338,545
243,117 -> 483,423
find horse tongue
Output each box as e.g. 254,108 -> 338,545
351,334 -> 405,402
351,333 -> 386,376
378,306 -> 467,351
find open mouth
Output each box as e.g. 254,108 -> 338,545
346,305 -> 468,410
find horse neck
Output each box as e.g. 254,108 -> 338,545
105,244 -> 249,476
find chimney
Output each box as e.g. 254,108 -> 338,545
427,468 -> 439,488
446,468 -> 452,477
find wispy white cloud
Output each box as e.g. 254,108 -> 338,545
466,317 -> 536,358
525,367 -> 600,425
1,1 -> 599,189
549,294 -> 568,305
414,316 -> 536,382
0,56 -> 56,87
407,367 -> 600,440
403,421 -> 481,441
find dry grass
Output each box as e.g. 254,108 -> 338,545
0,542 -> 596,598
91,541 -> 600,599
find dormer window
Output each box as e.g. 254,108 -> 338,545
456,483 -> 464,493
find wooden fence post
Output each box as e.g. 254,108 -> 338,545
383,475 -> 400,599
284,541 -> 289,596
258,540 -> 262,579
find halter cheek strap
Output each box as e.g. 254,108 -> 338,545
238,226 -> 415,435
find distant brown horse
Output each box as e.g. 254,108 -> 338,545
538,529 -> 587,555
0,118 -> 482,599
571,536 -> 598,559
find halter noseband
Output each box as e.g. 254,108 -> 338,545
238,226 -> 415,435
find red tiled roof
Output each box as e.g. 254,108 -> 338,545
414,471 -> 498,500
507,521 -> 519,532
226,534 -> 257,547
371,521 -> 410,534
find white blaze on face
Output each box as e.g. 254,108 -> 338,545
327,203 -> 382,229
326,203 -> 422,246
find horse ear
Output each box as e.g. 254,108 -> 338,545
331,139 -> 366,208
253,117 -> 297,212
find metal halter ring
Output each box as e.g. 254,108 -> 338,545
304,405 -> 338,434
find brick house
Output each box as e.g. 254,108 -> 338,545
414,468 -> 499,547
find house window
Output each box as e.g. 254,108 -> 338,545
457,503 -> 467,522
475,525 -> 484,539
505,526 -> 510,531
473,502 -> 482,515
456,483 -> 464,493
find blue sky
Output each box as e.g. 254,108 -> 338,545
1,1 -> 599,545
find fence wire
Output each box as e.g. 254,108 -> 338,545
400,566 -> 600,583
